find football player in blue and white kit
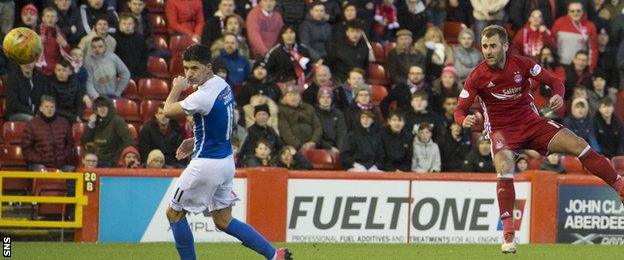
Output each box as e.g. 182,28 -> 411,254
163,45 -> 291,260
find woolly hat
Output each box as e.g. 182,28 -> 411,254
254,104 -> 270,116
396,29 -> 413,38
354,83 -> 371,96
147,149 -> 165,165
21,4 -> 38,16
252,60 -> 266,71
441,65 -> 457,78
317,86 -> 333,100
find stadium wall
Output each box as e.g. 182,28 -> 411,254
74,169 -> 622,244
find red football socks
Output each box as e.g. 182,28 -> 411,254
496,178 -> 515,234
579,149 -> 620,187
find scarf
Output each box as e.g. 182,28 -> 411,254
36,25 -> 72,68
285,44 -> 307,89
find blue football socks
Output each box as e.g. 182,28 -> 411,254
225,218 -> 276,259
170,217 -> 196,260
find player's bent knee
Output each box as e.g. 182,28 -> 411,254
212,215 -> 232,231
166,207 -> 186,223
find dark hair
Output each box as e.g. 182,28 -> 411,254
412,90 -> 429,100
310,1 -> 324,9
91,36 -> 106,45
481,25 -> 508,44
575,50 -> 589,57
95,15 -> 109,24
388,110 -> 404,120
418,122 -> 433,132
83,142 -> 99,158
255,138 -> 271,149
348,67 -> 365,78
346,19 -> 364,30
182,44 -> 212,65
599,98 -> 614,107
277,25 -> 298,45
56,58 -> 71,68
40,95 -> 56,105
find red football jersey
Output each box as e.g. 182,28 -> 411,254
455,54 -> 565,132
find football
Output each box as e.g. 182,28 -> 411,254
2,27 -> 42,65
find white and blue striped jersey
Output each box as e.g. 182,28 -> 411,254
180,76 -> 234,159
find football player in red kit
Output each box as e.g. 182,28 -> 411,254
455,25 -> 624,254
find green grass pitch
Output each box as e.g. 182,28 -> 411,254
9,242 -> 623,259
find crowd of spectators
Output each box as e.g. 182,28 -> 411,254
2,0 -> 624,174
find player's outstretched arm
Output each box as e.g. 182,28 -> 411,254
164,76 -> 191,118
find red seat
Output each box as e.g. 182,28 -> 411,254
612,156 -> 624,175
2,121 -> 26,144
0,145 -> 26,167
1,177 -> 31,194
383,41 -> 396,59
0,98 -> 5,117
150,14 -> 167,34
371,84 -> 388,105
302,149 -> 336,170
367,63 -> 388,85
528,157 -> 543,170
122,79 -> 139,100
169,34 -> 197,56
75,145 -> 84,166
147,56 -> 170,79
442,21 -> 467,44
0,78 -> 4,97
127,124 -> 138,140
140,100 -> 162,123
616,91 -> 624,122
371,42 -> 385,63
153,34 -> 169,51
33,178 -> 68,217
138,78 -> 170,100
169,55 -> 184,78
72,123 -> 85,145
112,98 -> 140,122
145,0 -> 165,13
561,155 -> 586,175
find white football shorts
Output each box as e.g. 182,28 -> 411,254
169,155 -> 239,213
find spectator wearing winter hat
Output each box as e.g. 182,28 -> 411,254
237,60 -> 282,106
386,29 -> 426,85
431,65 -> 463,114
452,28 -> 482,83
563,97 -> 602,153
117,146 -> 141,168
19,4 -> 39,29
340,110 -> 384,172
278,84 -> 322,150
344,84 -> 383,133
302,65 -> 334,106
239,104 -> 285,161
146,149 -> 166,169
380,64 -> 431,118
242,88 -> 280,131
314,86 -> 347,153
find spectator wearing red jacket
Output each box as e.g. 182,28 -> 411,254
22,95 -> 76,171
552,1 -> 598,71
246,0 -> 284,58
512,9 -> 556,61
165,0 -> 204,41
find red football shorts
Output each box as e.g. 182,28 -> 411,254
488,117 -> 563,156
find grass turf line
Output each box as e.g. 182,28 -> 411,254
11,242 -> 623,259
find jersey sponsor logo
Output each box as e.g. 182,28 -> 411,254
459,89 -> 470,98
530,64 -> 542,77
491,87 -> 523,100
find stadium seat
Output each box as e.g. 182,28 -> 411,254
127,124 -> 138,140
0,145 -> 26,167
72,123 -> 85,145
169,55 -> 184,78
169,34 -> 197,56
616,90 -> 624,122
302,149 -> 336,170
147,56 -> 170,79
82,107 -> 93,119
0,98 -> 5,117
153,35 -> 169,51
138,78 -> 169,100
561,155 -> 586,175
1,177 -> 31,194
122,79 -> 139,100
150,14 -> 167,34
2,121 -> 26,144
75,145 -> 84,167
528,157 -> 543,170
371,84 -> 388,105
367,63 -> 388,85
442,21 -> 467,44
112,98 -> 140,122
140,100 -> 162,123
611,156 -> 624,174
371,42 -> 385,63
145,0 -> 165,13
384,41 -> 396,58
0,78 -> 4,97
36,190 -> 68,217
